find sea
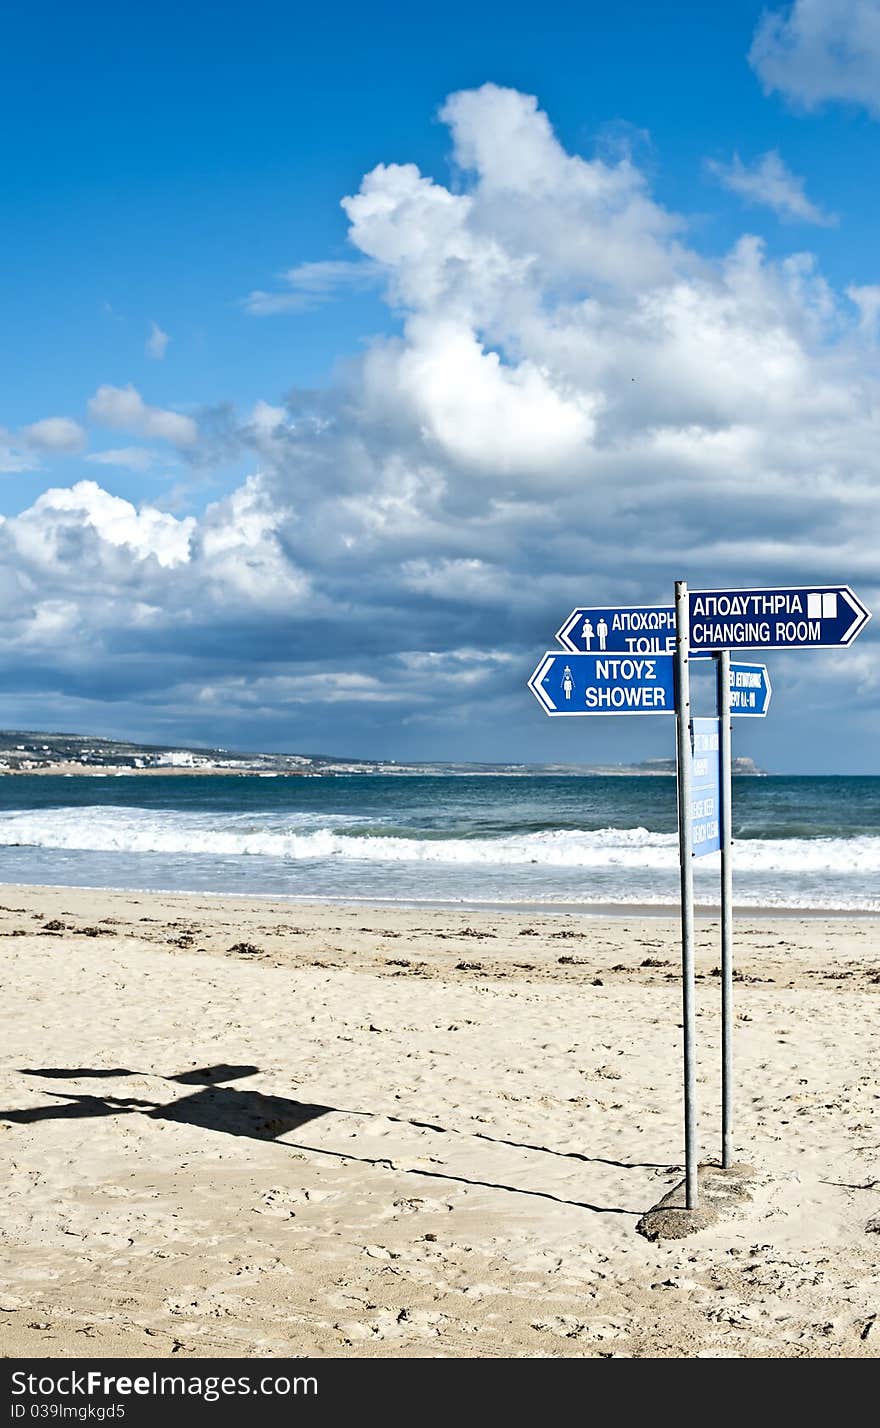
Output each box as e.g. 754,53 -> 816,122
0,772 -> 877,914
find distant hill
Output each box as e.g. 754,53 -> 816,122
631,756 -> 766,776
0,729 -> 371,775
0,730 -> 768,776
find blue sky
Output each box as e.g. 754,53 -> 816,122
1,0 -> 878,770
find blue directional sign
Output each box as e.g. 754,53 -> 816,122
556,604 -> 677,656
728,661 -> 771,718
689,586 -> 871,652
690,718 -> 721,858
528,651 -> 675,716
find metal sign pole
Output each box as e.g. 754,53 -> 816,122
717,649 -> 733,1168
674,580 -> 698,1208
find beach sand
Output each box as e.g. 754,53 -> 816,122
0,883 -> 878,1359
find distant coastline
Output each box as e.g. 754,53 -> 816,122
0,729 -> 767,778
2,762 -> 316,778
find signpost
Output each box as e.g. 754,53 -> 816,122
672,582 -> 698,1208
530,579 -> 872,1216
527,651 -> 675,716
677,580 -> 871,1202
717,653 -> 734,1169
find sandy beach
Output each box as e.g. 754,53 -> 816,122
0,883 -> 878,1359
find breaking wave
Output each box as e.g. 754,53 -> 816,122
1,806 -> 878,877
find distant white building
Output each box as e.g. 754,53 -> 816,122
155,750 -> 208,768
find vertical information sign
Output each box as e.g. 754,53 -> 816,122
691,717 -> 721,859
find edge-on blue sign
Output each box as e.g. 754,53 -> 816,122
528,652 -> 675,716
690,717 -> 721,858
728,661 -> 771,718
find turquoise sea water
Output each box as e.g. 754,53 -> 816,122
0,773 -> 878,912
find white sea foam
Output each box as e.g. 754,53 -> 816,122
1,806 -> 878,877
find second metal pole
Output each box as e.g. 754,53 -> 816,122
717,650 -> 733,1168
674,580 -> 698,1209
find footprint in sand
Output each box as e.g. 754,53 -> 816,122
382,1196 -> 454,1218
334,1307 -> 450,1341
531,1314 -> 626,1342
255,1186 -> 338,1216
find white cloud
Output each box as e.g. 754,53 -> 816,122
14,598 -> 81,649
87,384 -> 197,447
202,671 -> 402,706
361,318 -> 597,475
146,321 -> 170,359
0,481 -> 195,595
847,283 -> 880,339
21,417 -> 87,452
196,476 -> 310,605
248,400 -> 287,434
86,447 -> 158,472
343,86 -> 685,317
750,0 -> 880,115
243,259 -> 380,315
22,481 -> 194,568
706,150 -> 836,225
0,429 -> 35,473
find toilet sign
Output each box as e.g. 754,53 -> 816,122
556,604 -> 677,655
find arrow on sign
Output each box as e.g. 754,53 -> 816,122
689,586 -> 871,652
528,651 -> 675,716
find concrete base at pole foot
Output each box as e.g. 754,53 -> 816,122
636,1162 -> 755,1242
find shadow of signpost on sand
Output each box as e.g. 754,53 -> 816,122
3,1063 -> 665,1214
9,1064 -> 332,1140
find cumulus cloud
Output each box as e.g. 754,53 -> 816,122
87,384 -> 198,446
706,149 -> 836,225
361,317 -> 598,474
11,481 -> 195,569
750,0 -> 880,115
146,321 -> 170,359
243,259 -> 380,315
21,417 -> 87,453
0,83 -> 878,766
